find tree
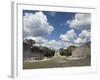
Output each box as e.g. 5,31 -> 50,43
59,46 -> 77,57
43,47 -> 55,58
64,48 -> 72,56
59,48 -> 65,56
25,39 -> 35,47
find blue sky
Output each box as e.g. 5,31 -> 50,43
44,11 -> 76,40
23,10 -> 91,50
23,10 -> 75,40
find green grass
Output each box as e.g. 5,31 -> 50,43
23,56 -> 91,69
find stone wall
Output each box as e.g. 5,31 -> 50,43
72,46 -> 90,58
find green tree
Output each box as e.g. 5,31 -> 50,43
59,46 -> 77,57
43,47 -> 55,58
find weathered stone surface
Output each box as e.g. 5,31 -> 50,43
72,42 -> 91,58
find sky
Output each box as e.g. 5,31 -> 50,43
23,10 -> 91,50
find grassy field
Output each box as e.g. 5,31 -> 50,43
23,56 -> 91,69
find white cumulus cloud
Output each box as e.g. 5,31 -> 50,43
23,12 -> 54,38
24,36 -> 48,45
45,40 -> 72,50
67,13 -> 91,30
60,29 -> 77,42
79,30 -> 90,39
74,30 -> 90,45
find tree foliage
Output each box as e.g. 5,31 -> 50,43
60,46 -> 77,57
43,47 -> 55,58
